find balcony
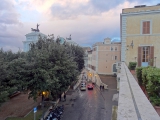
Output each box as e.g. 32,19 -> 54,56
117,62 -> 160,119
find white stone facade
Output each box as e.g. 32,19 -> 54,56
23,31 -> 47,52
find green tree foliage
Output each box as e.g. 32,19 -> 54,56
0,49 -> 26,104
136,67 -> 144,86
26,36 -> 81,100
0,35 -> 84,104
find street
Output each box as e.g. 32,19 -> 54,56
59,77 -> 118,120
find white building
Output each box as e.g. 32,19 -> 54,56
83,47 -> 91,69
23,25 -> 47,52
23,26 -> 77,52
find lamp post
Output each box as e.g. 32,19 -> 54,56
42,91 -> 46,120
135,57 -> 137,62
155,57 -> 157,67
130,40 -> 134,49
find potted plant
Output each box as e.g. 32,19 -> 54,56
128,62 -> 137,70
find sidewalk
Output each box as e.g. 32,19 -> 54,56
58,88 -> 79,107
41,88 -> 80,120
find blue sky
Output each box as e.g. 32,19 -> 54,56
0,0 -> 159,52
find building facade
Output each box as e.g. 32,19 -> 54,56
87,38 -> 121,82
121,4 -> 160,67
83,47 -> 91,69
23,30 -> 47,52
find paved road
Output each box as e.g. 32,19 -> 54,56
59,80 -> 118,120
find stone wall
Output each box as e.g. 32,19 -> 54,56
117,62 -> 160,120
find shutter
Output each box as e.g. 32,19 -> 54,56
138,47 -> 142,67
150,46 -> 154,66
147,21 -> 150,34
143,22 -> 146,34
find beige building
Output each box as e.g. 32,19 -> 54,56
83,47 -> 91,69
87,38 -> 121,82
121,4 -> 160,67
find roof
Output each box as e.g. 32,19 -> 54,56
25,31 -> 47,37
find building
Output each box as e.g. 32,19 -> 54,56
23,25 -> 47,52
58,35 -> 78,46
87,38 -> 121,82
23,27 -> 77,52
83,47 -> 91,69
121,4 -> 160,67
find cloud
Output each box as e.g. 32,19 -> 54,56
0,0 -> 23,52
0,0 -> 20,25
1,0 -> 160,52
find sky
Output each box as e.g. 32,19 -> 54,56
0,0 -> 159,52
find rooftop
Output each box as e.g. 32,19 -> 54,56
122,4 -> 160,14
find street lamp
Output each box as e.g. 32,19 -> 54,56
155,57 -> 157,67
135,57 -> 137,62
42,91 -> 46,120
130,40 -> 134,49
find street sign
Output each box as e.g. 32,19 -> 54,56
34,107 -> 37,113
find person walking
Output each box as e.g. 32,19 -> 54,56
64,93 -> 66,101
100,85 -> 102,91
102,85 -> 104,91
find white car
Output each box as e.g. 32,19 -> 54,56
80,86 -> 86,91
81,82 -> 86,87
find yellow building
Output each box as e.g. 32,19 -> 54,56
87,38 -> 121,81
121,4 -> 160,67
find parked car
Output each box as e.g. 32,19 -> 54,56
80,86 -> 86,91
81,82 -> 86,87
87,84 -> 93,90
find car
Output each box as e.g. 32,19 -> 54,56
87,84 -> 93,90
81,82 -> 86,87
80,86 -> 86,91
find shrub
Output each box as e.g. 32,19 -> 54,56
142,66 -> 160,106
136,67 -> 143,86
142,67 -> 149,85
150,96 -> 160,106
128,62 -> 137,70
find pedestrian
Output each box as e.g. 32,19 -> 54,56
102,85 -> 104,91
100,85 -> 102,91
64,93 -> 66,101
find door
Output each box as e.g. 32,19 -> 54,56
138,46 -> 154,67
113,64 -> 117,73
142,46 -> 149,67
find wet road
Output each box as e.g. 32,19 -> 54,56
61,84 -> 118,120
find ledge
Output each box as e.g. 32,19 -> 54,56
117,62 -> 160,120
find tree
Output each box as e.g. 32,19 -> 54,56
26,37 -> 79,100
0,48 -> 27,104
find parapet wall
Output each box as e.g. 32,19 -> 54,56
117,62 -> 160,120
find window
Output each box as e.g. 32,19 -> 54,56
142,46 -> 149,62
142,21 -> 150,34
115,47 -> 117,51
111,47 -> 113,51
115,56 -> 117,60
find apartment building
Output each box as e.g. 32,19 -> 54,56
121,4 -> 160,67
83,47 -> 91,69
87,38 -> 121,82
